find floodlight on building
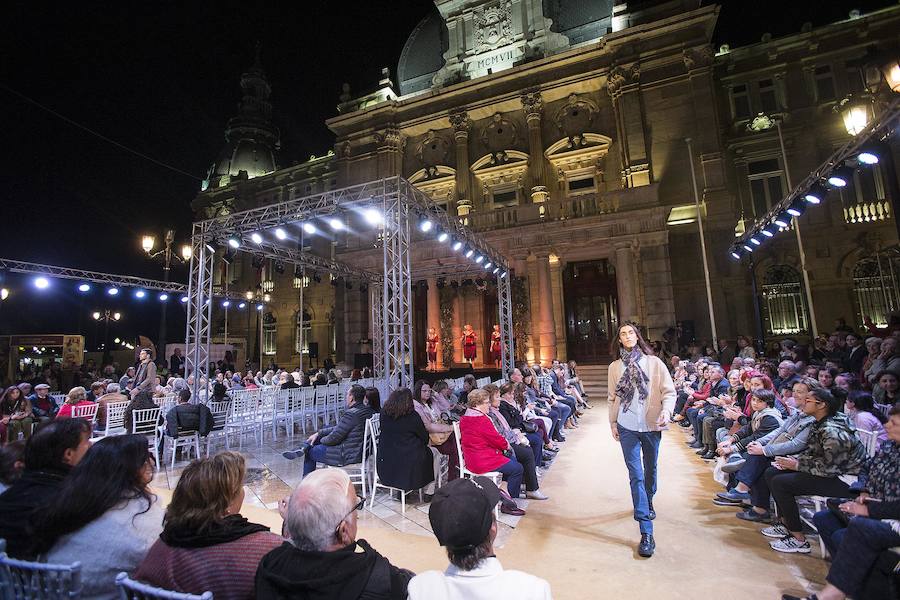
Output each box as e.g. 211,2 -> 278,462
856,148 -> 879,165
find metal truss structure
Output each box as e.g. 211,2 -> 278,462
186,176 -> 516,398
0,258 -> 186,293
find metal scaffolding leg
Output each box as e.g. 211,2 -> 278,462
185,224 -> 214,402
370,284 -> 383,381
381,178 -> 414,391
498,273 -> 515,376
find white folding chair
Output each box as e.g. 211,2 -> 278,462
70,403 -> 99,424
856,428 -> 881,457
225,395 -> 261,449
204,400 -> 231,456
132,407 -> 162,466
326,414 -> 374,500
164,426 -> 201,469
115,572 -> 211,600
368,414 -> 435,514
0,539 -> 83,599
453,421 -> 501,518
314,386 -> 329,428
92,400 -> 129,439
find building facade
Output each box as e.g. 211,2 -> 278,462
194,0 -> 900,368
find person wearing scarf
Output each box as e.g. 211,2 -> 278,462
607,322 -> 676,558
134,452 -> 283,600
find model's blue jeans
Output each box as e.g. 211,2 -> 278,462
617,424 -> 661,535
495,455 -> 524,499
303,442 -> 328,476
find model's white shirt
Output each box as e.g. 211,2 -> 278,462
408,557 -> 552,600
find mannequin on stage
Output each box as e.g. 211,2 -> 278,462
426,327 -> 439,372
461,324 -> 477,367
490,324 -> 502,369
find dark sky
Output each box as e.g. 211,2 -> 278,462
0,0 -> 893,347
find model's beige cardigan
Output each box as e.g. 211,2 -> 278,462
607,353 -> 677,432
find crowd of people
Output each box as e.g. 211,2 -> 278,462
662,327 -> 899,600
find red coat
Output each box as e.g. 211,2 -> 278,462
460,413 -> 509,473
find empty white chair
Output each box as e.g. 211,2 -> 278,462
224,395 -> 261,450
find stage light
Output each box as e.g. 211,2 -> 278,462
742,243 -> 754,252
227,237 -> 240,249
303,222 -> 317,235
77,283 -> 91,292
180,296 -> 188,303
34,277 -> 50,289
465,248 -> 474,258
452,239 -> 463,252
730,246 -> 742,260
274,227 -> 288,240
328,217 -> 344,231
256,303 -> 264,311
112,312 -> 121,321
274,261 -> 285,275
475,255 -> 484,264
438,232 -> 449,243
134,290 -> 146,299
827,164 -> 853,187
222,300 -> 231,308
181,245 -> 192,261
0,288 -> 7,301
205,241 -> 217,253
159,293 -> 169,301
787,198 -> 805,217
857,150 -> 879,165
419,218 -> 433,233
484,261 -> 492,269
263,293 -> 271,302
804,183 -> 826,204
92,311 -> 101,320
500,271 -> 507,279
251,232 -> 263,245
750,236 -> 761,246
761,225 -> 776,237
492,267 -> 500,274
107,287 -> 119,296
363,208 -> 383,226
773,212 -> 791,228
238,301 -> 247,309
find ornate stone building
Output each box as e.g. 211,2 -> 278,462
194,1 -> 900,368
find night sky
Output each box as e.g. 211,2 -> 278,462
0,0 -> 893,347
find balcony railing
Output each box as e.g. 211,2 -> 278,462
468,192 -> 622,232
844,199 -> 891,224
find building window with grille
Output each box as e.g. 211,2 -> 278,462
731,83 -> 751,120
853,257 -> 899,329
761,265 -> 808,335
294,309 -> 312,354
747,159 -> 785,218
758,78 -> 778,113
262,313 -> 277,356
814,65 -> 836,103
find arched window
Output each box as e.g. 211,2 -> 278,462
294,309 -> 312,354
262,313 -> 277,356
761,265 -> 808,335
853,257 -> 899,329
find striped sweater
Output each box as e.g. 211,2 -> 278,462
133,530 -> 284,600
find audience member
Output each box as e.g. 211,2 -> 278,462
412,380 -> 460,481
164,389 -> 213,438
124,389 -> 158,433
0,385 -> 33,443
0,440 -> 25,494
56,386 -> 95,420
364,386 -> 382,412
378,388 -> 436,497
96,382 -> 129,431
844,391 -> 888,443
28,383 -> 58,421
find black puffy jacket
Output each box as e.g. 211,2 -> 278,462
318,404 -> 375,466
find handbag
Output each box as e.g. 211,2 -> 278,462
429,431 -> 452,446
826,497 -> 854,527
521,420 -> 537,434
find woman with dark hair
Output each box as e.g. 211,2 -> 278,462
818,366 -> 838,391
134,452 -> 282,600
508,382 -> 556,452
0,385 -> 33,443
844,391 -> 888,443
37,435 -> 163,599
377,388 -> 436,497
364,386 -> 381,413
412,380 -> 459,481
872,369 -> 899,407
0,440 -> 25,493
607,321 -> 676,558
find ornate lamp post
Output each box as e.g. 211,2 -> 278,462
93,309 -> 121,365
141,230 -> 191,363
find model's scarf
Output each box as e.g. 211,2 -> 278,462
616,346 -> 649,413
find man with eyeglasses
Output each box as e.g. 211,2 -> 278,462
256,469 -> 414,599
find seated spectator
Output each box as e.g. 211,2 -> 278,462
134,452 -> 283,600
282,385 -> 373,476
860,336 -> 882,383
430,380 -> 457,415
818,366 -> 838,391
96,382 -> 129,431
761,388 -> 866,554
844,391 -> 888,443
783,404 -> 900,600
164,389 -> 213,438
872,369 -> 899,407
35,435 -> 164,599
695,369 -> 743,458
685,365 -> 730,450
457,374 -> 477,406
377,388 -> 436,497
716,388 -> 782,469
350,368 -> 362,381
28,383 -> 59,421
413,380 -> 459,481
460,389 -> 526,516
56,386 -> 95,420
774,360 -> 800,391
0,385 -> 33,443
0,418 -> 92,558
242,375 -> 258,389
255,468 -> 413,599
865,335 -> 900,384
364,386 -> 382,412
0,440 -> 25,494
833,372 -> 860,394
124,389 -> 158,433
506,381 -> 557,452
408,476 -> 552,600
519,367 -> 566,441
280,371 -> 300,389
86,381 -> 106,403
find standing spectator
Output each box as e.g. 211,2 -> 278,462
718,339 -> 736,369
843,333 -> 865,374
737,335 -> 756,359
35,435 -> 164,600
0,418 -> 92,559
408,476 -> 552,600
377,388 -> 436,498
169,347 -> 184,376
123,389 -> 158,433
28,383 -> 58,422
0,385 -> 33,443
131,348 -> 158,398
134,452 -> 283,600
860,337 -> 882,383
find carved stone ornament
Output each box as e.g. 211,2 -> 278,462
449,110 -> 472,140
416,130 -> 450,166
374,127 -> 406,151
521,90 -> 543,122
479,112 -> 519,152
339,142 -> 351,158
683,46 -> 714,71
473,1 -> 513,53
554,93 -> 599,136
606,64 -> 640,98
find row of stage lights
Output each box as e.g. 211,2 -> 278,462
729,146 -> 881,260
213,209 -> 508,278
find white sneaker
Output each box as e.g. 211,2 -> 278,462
761,524 -> 790,538
526,490 -> 549,500
769,535 -> 811,554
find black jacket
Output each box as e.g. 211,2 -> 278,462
0,468 -> 68,559
498,400 -> 528,431
317,404 -> 374,466
255,539 -> 412,600
376,412 -> 433,491
165,403 -> 214,437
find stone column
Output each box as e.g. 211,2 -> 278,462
535,255 -> 557,364
451,289 -> 463,364
607,63 -> 650,188
426,277 -> 442,369
615,242 -> 638,323
521,89 -> 548,204
449,110 -> 472,218
375,126 -> 405,177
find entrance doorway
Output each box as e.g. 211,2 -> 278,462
563,260 -> 618,363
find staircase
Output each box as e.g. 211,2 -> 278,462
575,364 -> 609,401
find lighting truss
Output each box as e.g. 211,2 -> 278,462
0,258 -> 184,293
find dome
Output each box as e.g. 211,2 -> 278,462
397,8 -> 449,96
216,138 -> 277,180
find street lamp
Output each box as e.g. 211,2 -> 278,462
141,229 -> 190,362
93,309 -> 122,365
837,95 -> 870,135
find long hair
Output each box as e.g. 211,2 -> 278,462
382,388 -> 414,419
164,451 -> 245,534
610,322 -> 653,356
364,387 -> 381,412
33,434 -> 154,553
413,380 -> 431,405
0,386 -> 22,413
511,383 -> 527,409
847,391 -> 888,424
